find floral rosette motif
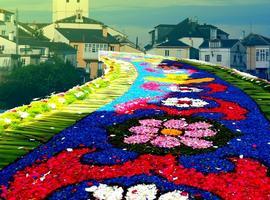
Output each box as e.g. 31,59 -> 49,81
85,183 -> 191,200
108,116 -> 236,155
169,85 -> 203,93
162,97 -> 208,108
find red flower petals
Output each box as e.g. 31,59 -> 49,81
2,148 -> 270,200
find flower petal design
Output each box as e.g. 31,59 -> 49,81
184,129 -> 217,138
126,184 -> 157,200
180,136 -> 213,149
139,119 -> 163,127
162,97 -> 208,108
169,85 -> 203,93
85,184 -> 124,200
159,191 -> 189,200
151,136 -> 181,148
124,134 -> 154,144
163,119 -> 188,129
129,126 -> 159,135
186,122 -> 213,130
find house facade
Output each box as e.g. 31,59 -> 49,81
242,34 -> 270,79
0,28 -> 77,69
146,40 -> 190,59
146,18 -> 229,59
199,39 -> 246,69
0,9 -> 16,38
54,27 -> 120,79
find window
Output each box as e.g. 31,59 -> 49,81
256,49 -> 260,61
0,45 -> 4,51
92,44 -> 97,52
1,30 -> 5,35
209,41 -> 220,48
21,58 -> 26,66
165,50 -> 170,57
205,55 -> 210,62
110,46 -> 115,51
233,55 -> 237,63
217,55 -> 222,62
77,0 -> 80,2
256,48 -> 269,62
66,0 -> 69,3
74,45 -> 78,50
239,55 -> 243,63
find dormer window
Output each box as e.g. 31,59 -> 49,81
209,41 -> 221,48
210,28 -> 217,40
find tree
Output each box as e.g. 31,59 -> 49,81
0,59 -> 82,109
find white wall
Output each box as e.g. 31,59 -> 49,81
147,47 -> 190,59
53,29 -> 70,44
0,56 -> 12,68
200,48 -> 231,66
230,42 -> 246,68
180,37 -> 204,49
0,37 -> 16,54
255,46 -> 270,69
53,0 -> 89,22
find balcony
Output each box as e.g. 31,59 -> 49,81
83,51 -> 99,60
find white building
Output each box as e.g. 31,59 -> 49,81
199,39 -> 246,69
52,0 -> 89,22
145,18 -> 229,59
242,34 -> 270,79
146,40 -> 190,59
0,9 -> 16,37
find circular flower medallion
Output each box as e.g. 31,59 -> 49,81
108,115 -> 237,155
85,183 -> 191,200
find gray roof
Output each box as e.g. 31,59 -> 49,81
56,28 -> 119,44
156,40 -> 190,48
0,9 -> 14,14
199,39 -> 240,49
0,33 -> 76,53
242,34 -> 270,46
152,18 -> 229,43
55,15 -> 103,25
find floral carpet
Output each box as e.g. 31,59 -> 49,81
1,52 -> 270,200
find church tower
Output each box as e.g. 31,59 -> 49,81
52,0 -> 89,22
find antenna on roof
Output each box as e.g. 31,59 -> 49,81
136,37 -> 139,49
242,30 -> 246,39
249,21 -> 253,34
15,8 -> 19,66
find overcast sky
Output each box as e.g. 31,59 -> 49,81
0,0 -> 270,45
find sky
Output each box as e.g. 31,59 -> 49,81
0,0 -> 270,46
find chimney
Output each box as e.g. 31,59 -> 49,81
102,26 -> 108,38
75,9 -> 83,23
9,32 -> 15,41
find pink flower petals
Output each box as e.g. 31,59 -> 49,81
186,122 -> 212,130
185,129 -> 217,138
180,137 -> 213,149
124,134 -> 154,144
139,119 -> 162,127
125,118 -> 216,150
150,136 -> 181,148
129,126 -> 159,135
163,119 -> 188,129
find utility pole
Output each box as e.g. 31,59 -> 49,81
15,8 -> 19,68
